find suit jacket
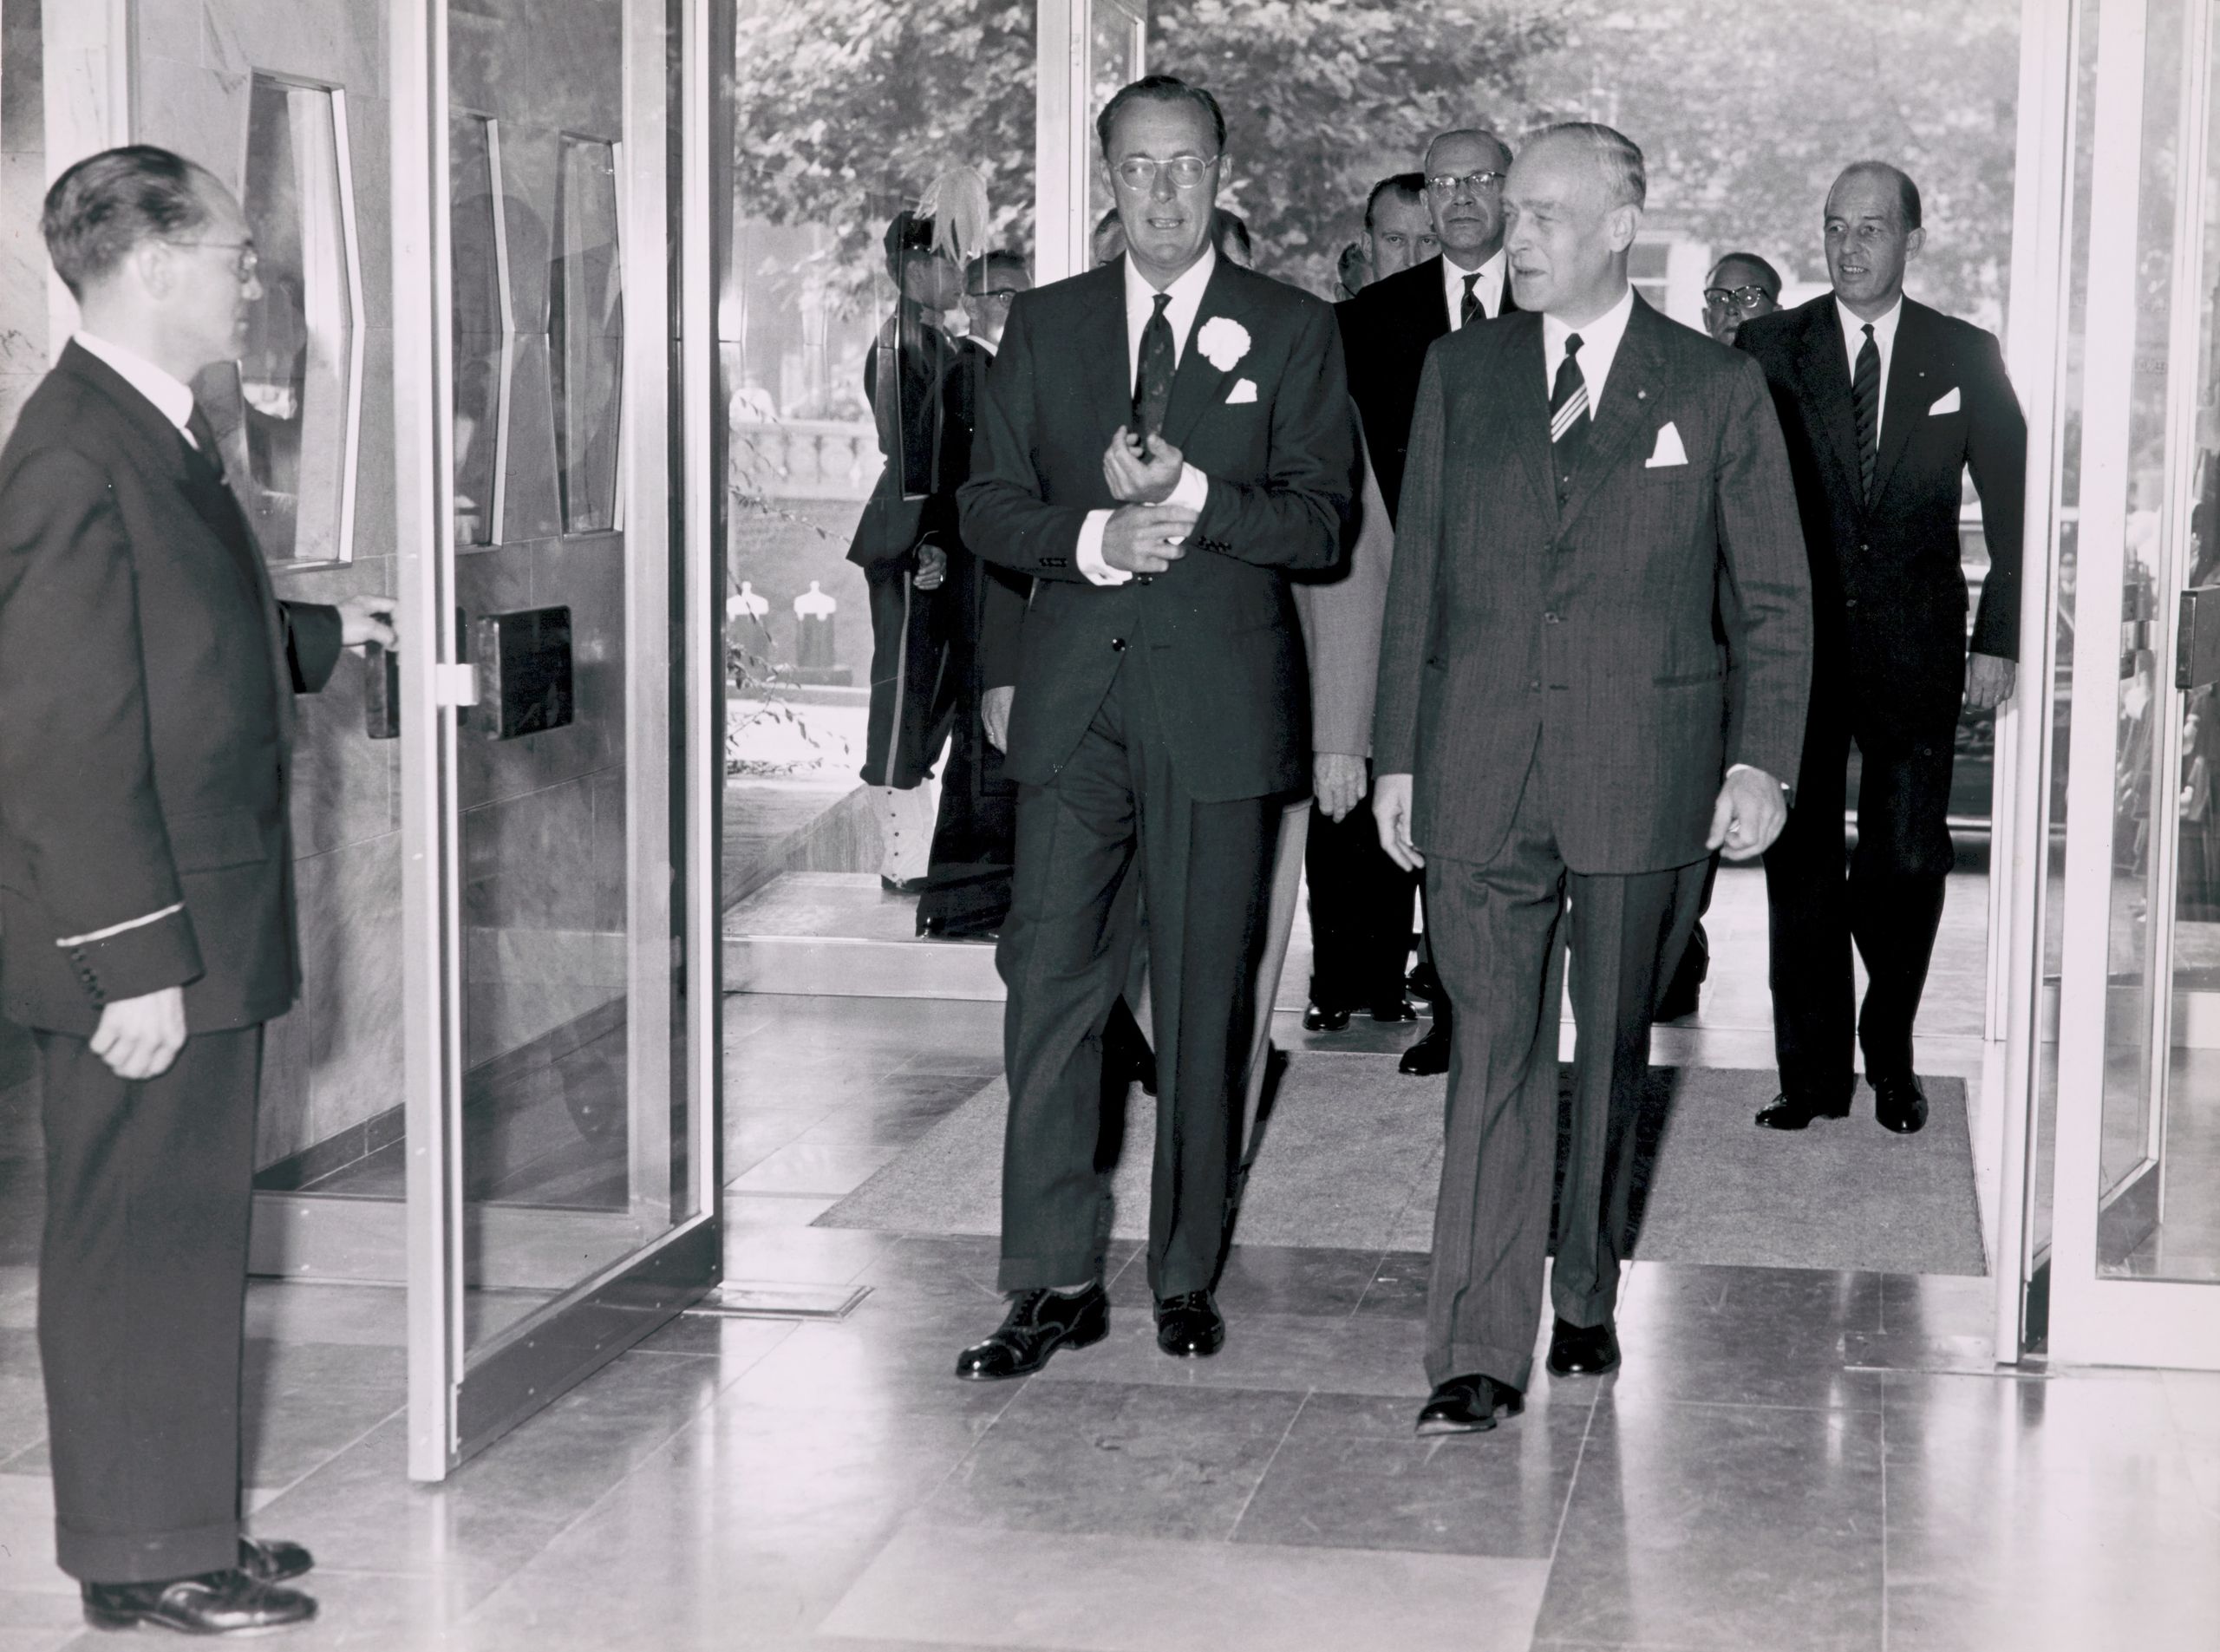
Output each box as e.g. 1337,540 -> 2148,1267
846,305 -> 959,574
1291,421 -> 1394,758
1735,293 -> 2026,736
957,257 -> 1355,802
1374,298 -> 1813,874
1339,253 -> 1517,522
0,343 -> 343,1036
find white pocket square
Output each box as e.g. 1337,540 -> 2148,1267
1929,386 -> 1961,415
1226,378 -> 1258,405
1645,421 -> 1688,467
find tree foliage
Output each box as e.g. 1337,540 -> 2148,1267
733,1 -> 2021,323
734,0 -> 1564,304
1528,1 -> 2021,324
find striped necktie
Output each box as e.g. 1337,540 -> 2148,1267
1851,322 -> 1881,502
1550,332 -> 1589,496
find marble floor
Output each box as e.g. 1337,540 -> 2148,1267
1,924 -> 2217,1649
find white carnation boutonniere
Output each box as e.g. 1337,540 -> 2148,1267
1196,316 -> 1250,373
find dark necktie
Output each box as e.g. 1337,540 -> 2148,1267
1461,271 -> 1482,326
1550,332 -> 1589,496
186,404 -> 226,482
1851,322 -> 1880,502
1133,291 -> 1175,448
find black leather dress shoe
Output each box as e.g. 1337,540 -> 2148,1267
879,873 -> 929,895
1873,1074 -> 1929,1134
238,1536 -> 313,1585
955,1284 -> 1108,1381
1400,1018 -> 1451,1076
1414,1374 -> 1523,1435
1370,997 -> 1419,1023
1303,1002 -> 1351,1033
82,1570 -> 317,1635
1545,1316 -> 1622,1377
1154,1290 -> 1224,1358
1753,1092 -> 1852,1130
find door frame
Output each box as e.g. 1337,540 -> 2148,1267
1033,0 -> 1146,287
389,0 -> 728,1481
2035,0 -> 2220,1370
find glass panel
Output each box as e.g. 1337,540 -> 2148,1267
453,113 -> 506,546
552,134 -> 624,534
2035,0 -> 2110,1266
1087,4 -> 1143,261
723,1 -> 1034,899
2094,0 -> 2190,1271
237,75 -> 357,562
2146,8 -> 2220,1281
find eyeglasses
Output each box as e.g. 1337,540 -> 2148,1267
1113,154 -> 1217,191
965,288 -> 1021,305
1703,285 -> 1774,312
1427,170 -> 1505,194
169,238 -> 260,282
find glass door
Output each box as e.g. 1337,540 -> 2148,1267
2047,0 -> 2220,1369
1034,0 -> 1146,285
391,0 -> 723,1478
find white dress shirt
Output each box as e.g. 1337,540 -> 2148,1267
1836,295 -> 1903,444
54,330 -> 200,949
1442,247 -> 1508,330
1540,283 -> 1637,410
1076,250 -> 1218,586
74,330 -> 198,440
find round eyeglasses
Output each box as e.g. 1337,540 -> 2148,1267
1704,285 -> 1774,313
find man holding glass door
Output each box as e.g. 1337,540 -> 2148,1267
0,147 -> 395,1636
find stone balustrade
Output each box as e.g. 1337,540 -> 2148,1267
730,419 -> 880,500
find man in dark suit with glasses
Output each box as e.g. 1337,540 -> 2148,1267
953,75 -> 1353,1382
0,146 -> 395,1635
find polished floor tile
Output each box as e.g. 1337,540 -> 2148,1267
819,1523 -> 1551,1652
1535,1395 -> 1886,1649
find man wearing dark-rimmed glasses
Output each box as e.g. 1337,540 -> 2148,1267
1701,251 -> 1783,347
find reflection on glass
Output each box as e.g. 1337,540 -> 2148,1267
453,114 -> 508,546
238,75 -> 357,562
1087,3 -> 1143,256
2094,0 -> 2184,1273
551,135 -> 624,534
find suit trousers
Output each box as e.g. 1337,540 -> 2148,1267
1422,761 -> 1702,1392
1303,773 -> 1417,1010
35,1024 -> 263,1583
996,658 -> 1279,1300
1763,688 -> 1956,1098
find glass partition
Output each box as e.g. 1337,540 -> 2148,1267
236,75 -> 362,563
453,112 -> 509,546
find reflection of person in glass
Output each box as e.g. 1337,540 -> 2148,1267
0,145 -> 397,1635
1701,251 -> 1783,347
916,251 -> 1035,937
848,184 -> 976,889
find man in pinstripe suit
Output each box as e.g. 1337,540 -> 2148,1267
1372,124 -> 1812,1435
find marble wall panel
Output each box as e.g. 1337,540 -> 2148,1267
449,0 -> 621,143
0,152 -> 48,378
257,996 -> 315,1166
2,10 -> 43,154
199,0 -> 382,98
134,51 -> 246,191
343,92 -> 394,330
297,835 -> 406,1148
589,762 -> 626,933
463,772 -> 604,933
353,323 -> 398,561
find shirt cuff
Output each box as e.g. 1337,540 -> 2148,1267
1168,463 -> 1211,513
1075,510 -> 1132,586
